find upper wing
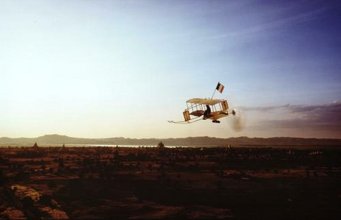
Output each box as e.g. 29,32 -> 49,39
186,98 -> 224,105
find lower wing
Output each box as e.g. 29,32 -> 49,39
168,117 -> 202,124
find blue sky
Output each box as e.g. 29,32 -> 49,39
0,0 -> 340,138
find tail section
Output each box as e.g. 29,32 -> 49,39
183,110 -> 191,122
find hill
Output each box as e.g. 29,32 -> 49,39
0,134 -> 340,147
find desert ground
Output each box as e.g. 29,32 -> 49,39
0,145 -> 340,219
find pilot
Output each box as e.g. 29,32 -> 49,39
203,105 -> 211,119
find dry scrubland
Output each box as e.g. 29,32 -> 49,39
0,145 -> 340,219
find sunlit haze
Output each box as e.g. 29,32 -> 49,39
1,0 -> 340,138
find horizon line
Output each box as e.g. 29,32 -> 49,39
1,134 -> 340,140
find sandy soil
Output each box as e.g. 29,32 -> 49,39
0,146 -> 340,219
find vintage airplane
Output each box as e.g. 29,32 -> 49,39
169,82 -> 239,124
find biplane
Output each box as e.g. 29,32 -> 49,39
169,82 -> 237,124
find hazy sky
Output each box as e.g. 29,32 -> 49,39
1,0 -> 340,138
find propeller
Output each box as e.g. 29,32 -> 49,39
230,108 -> 245,132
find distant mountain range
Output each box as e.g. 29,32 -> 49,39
0,134 -> 340,147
